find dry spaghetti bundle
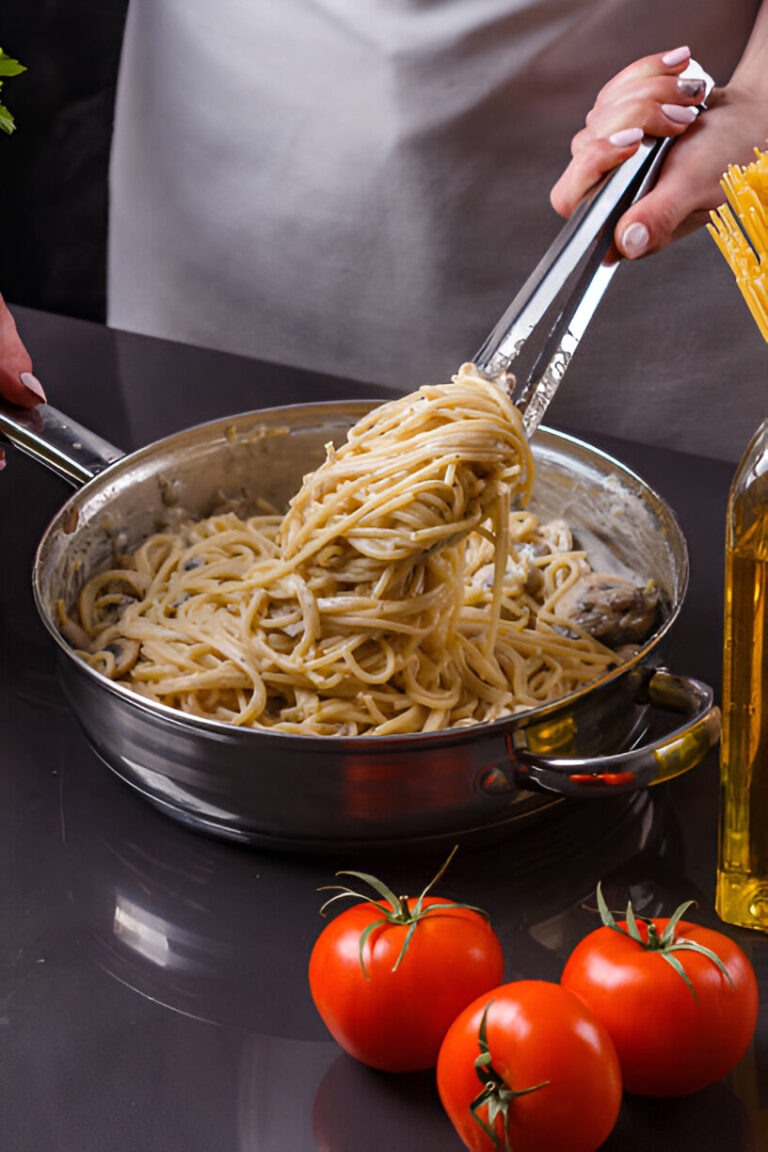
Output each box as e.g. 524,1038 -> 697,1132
708,146 -> 768,339
66,364 -> 619,735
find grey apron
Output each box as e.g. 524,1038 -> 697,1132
108,0 -> 761,459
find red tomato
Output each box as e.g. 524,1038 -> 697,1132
561,913 -> 759,1097
309,894 -> 504,1073
437,981 -> 622,1152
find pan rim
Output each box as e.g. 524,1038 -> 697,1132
32,404 -> 689,749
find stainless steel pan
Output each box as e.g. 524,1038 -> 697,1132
1,61 -> 719,848
0,399 -> 718,849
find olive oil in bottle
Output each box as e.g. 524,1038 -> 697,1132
717,420 -> 768,931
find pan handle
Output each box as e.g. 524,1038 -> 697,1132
506,669 -> 720,798
0,401 -> 125,486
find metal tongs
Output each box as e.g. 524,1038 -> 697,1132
474,59 -> 715,436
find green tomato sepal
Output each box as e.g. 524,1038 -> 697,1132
595,881 -> 735,1000
318,845 -> 491,978
470,1002 -> 549,1152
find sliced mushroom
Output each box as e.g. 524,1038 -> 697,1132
519,539 -> 552,561
554,574 -> 661,648
56,600 -> 93,652
524,565 -> 544,597
98,638 -> 141,678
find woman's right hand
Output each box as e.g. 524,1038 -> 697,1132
550,44 -> 768,260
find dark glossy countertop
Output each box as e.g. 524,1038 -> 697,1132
2,305 -> 767,1151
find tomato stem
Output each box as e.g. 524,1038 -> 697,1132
470,1003 -> 549,1152
595,882 -> 735,1001
317,846 -> 493,978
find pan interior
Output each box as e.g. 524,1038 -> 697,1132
35,401 -> 687,673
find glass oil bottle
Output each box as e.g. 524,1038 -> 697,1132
717,419 -> 768,931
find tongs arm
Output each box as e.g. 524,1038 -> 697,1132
474,59 -> 715,436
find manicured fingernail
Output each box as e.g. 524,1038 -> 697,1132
608,127 -> 644,147
621,222 -> 650,258
0,450 -> 5,472
676,76 -> 705,99
20,371 -> 46,401
661,103 -> 697,125
662,45 -> 690,67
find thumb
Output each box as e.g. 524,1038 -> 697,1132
614,187 -> 689,259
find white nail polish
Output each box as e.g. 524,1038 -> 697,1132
622,222 -> 650,258
20,371 -> 47,401
661,103 -> 697,125
608,127 -> 644,148
661,45 -> 691,67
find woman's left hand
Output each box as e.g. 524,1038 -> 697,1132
0,294 -> 46,472
0,294 -> 45,409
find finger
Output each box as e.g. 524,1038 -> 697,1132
613,122 -> 734,259
589,72 -> 705,124
614,181 -> 704,258
584,47 -> 699,139
589,99 -> 697,143
585,75 -> 705,138
551,131 -> 643,217
0,368 -> 47,408
0,295 -> 45,407
594,46 -> 692,105
555,53 -> 705,217
616,200 -> 715,258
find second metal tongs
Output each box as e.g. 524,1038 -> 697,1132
474,59 -> 715,436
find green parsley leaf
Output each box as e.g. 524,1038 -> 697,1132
0,47 -> 27,135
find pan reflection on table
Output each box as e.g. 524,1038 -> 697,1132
62,723 -> 680,1029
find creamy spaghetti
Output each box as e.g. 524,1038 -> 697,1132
63,364 -> 621,735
